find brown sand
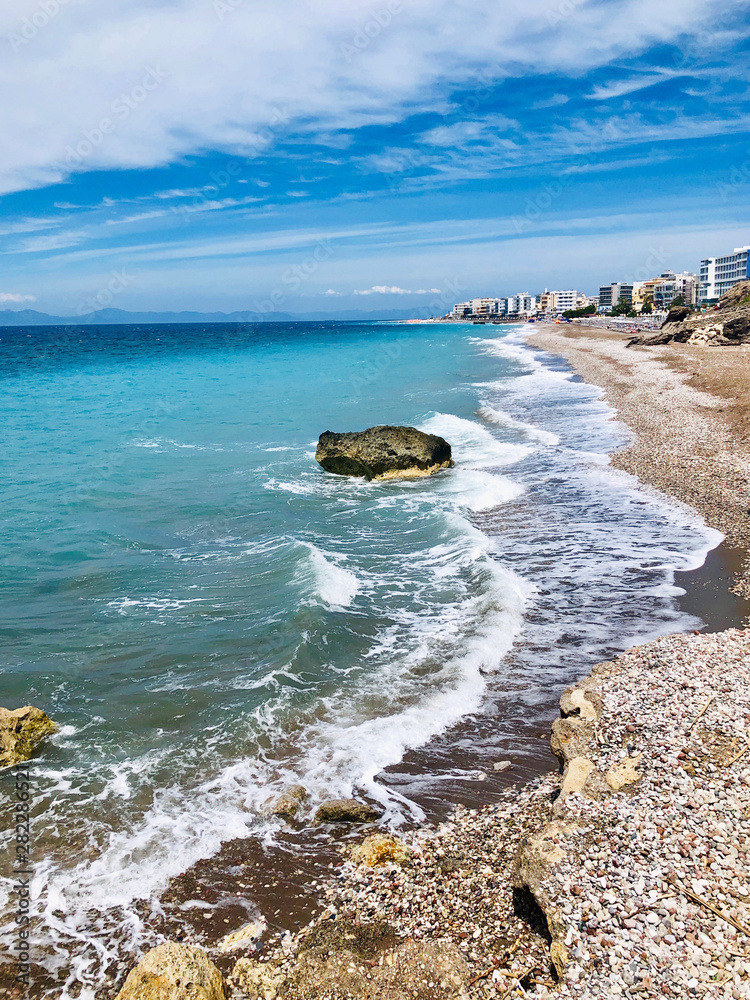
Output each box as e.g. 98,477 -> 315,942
527,323 -> 750,599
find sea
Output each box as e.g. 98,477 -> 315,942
0,319 -> 721,996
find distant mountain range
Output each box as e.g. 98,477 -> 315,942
0,306 -> 436,326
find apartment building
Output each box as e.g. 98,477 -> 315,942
598,282 -> 633,312
699,245 -> 750,301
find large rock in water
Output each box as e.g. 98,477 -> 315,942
316,425 -> 453,481
0,706 -> 57,769
116,943 -> 227,1000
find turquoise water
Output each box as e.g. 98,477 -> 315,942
0,320 -> 717,995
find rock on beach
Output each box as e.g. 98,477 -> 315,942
0,705 -> 57,768
313,798 -> 383,824
315,425 -> 453,481
116,942 -> 227,1000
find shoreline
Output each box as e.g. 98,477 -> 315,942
526,322 -> 750,604
7,321 -> 750,999
198,323 -> 750,998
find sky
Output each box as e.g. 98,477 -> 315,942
1,0 -> 750,317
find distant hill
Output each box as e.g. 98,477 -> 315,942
0,306 -> 436,327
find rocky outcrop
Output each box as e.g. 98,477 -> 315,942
313,798 -> 383,824
628,279 -> 750,347
315,425 -> 453,481
116,943 -> 227,1000
0,706 -> 57,769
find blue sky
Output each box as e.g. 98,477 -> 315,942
2,0 -> 750,316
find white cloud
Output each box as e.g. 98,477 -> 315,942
0,292 -> 36,303
532,94 -> 570,109
0,0 -> 737,195
352,285 -> 441,295
106,210 -> 168,225
361,109 -> 750,191
585,73 -> 683,101
324,288 -> 341,295
420,115 -> 518,147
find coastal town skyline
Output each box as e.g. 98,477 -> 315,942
1,0 -> 749,316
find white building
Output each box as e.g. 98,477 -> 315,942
451,302 -> 472,318
700,245 -> 750,301
555,290 -> 583,312
507,293 -> 536,315
537,289 -> 586,313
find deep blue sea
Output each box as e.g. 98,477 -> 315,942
0,320 -> 719,996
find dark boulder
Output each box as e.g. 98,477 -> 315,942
662,305 -> 692,326
315,425 -> 453,481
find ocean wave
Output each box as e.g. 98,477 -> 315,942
477,405 -> 560,446
294,542 -> 361,608
420,412 -> 533,469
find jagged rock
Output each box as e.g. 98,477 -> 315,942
229,958 -> 284,1000
559,685 -> 603,722
560,756 -> 595,796
513,820 -> 575,978
662,305 -> 692,325
315,425 -> 453,481
115,942 -> 227,1000
0,706 -> 57,769
263,785 -> 308,823
350,833 -> 411,867
550,716 -> 597,764
313,798 -> 383,824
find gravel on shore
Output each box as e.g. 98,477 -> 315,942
222,629 -> 750,999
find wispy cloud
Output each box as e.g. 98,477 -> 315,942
106,210 -> 168,225
353,285 -> 441,295
0,292 -> 36,303
585,74 -> 679,101
532,94 -> 569,109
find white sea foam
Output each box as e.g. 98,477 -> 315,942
296,542 -> 361,608
477,405 -> 560,446
420,412 -> 533,468
440,468 -> 524,512
105,597 -> 204,614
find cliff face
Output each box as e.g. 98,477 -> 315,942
629,279 -> 750,347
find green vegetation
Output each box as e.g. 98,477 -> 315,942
611,300 -> 637,318
562,303 -> 596,319
670,294 -> 686,308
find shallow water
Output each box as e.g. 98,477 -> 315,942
0,320 -> 719,996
